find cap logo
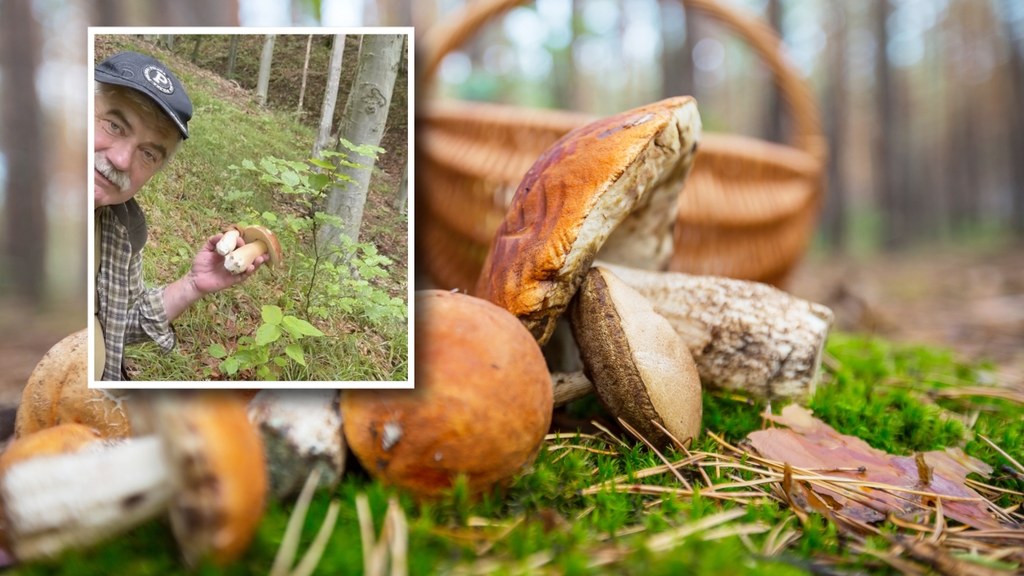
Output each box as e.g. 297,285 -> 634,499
143,65 -> 174,95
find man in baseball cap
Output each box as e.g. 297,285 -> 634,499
93,51 -> 267,381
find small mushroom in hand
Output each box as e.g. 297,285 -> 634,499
215,225 -> 242,256
223,225 -> 282,275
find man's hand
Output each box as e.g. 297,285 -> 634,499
188,232 -> 269,295
162,233 -> 269,322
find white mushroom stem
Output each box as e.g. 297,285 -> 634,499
599,262 -> 834,400
224,240 -> 267,275
247,390 -> 345,499
216,229 -> 241,256
0,437 -> 175,560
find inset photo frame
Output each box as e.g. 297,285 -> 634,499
88,28 -> 413,389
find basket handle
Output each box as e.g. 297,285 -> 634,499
420,0 -> 826,163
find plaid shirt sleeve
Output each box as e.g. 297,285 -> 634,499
96,206 -> 176,380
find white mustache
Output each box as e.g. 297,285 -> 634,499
95,153 -> 130,192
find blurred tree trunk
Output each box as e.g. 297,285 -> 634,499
257,34 -> 276,107
314,34 -> 347,158
945,0 -> 981,234
821,1 -> 848,251
762,0 -> 784,144
1000,1 -> 1024,236
1,0 -> 46,306
318,35 -> 403,252
550,0 -> 577,109
874,0 -> 906,249
661,0 -> 696,98
377,0 -> 412,25
297,35 -> 314,115
93,0 -> 239,25
226,35 -> 240,79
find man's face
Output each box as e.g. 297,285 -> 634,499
94,91 -> 178,207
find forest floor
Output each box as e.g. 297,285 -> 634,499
2,242 -> 1022,408
788,242 -> 1024,393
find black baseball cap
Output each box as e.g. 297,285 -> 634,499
95,51 -> 192,140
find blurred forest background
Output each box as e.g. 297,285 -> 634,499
1,0 -> 1023,396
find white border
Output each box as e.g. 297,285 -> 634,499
89,26 -> 414,389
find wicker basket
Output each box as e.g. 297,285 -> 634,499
418,0 -> 827,292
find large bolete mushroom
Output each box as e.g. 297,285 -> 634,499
342,290 -> 553,500
0,392 -> 267,566
223,225 -> 282,275
475,96 -> 702,345
15,328 -> 131,439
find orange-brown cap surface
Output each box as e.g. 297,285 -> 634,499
343,290 -> 553,500
475,97 -> 701,344
14,329 -> 131,439
0,423 -> 103,475
242,225 -> 282,266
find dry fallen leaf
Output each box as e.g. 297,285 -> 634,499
746,405 -> 1003,530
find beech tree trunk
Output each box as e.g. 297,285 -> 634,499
226,35 -> 240,79
395,163 -> 408,215
1,0 -> 46,306
313,34 -> 346,158
297,35 -> 313,114
256,34 -> 276,107
317,34 -> 403,252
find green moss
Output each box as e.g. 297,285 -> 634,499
12,338 -> 1022,574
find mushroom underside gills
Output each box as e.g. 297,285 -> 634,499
569,266 -> 702,448
599,262 -> 834,400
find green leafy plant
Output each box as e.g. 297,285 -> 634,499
208,305 -> 324,380
231,146 -> 405,327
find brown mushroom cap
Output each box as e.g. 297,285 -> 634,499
342,290 -> 553,500
475,96 -> 702,344
15,329 -> 131,439
0,423 -> 103,475
152,392 -> 268,566
570,266 -> 702,449
241,225 -> 282,266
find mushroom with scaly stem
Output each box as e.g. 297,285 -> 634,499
223,225 -> 282,275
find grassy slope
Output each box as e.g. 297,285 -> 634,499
95,36 -> 409,382
13,333 -> 1023,575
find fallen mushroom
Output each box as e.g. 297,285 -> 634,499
223,225 -> 282,275
570,266 -> 702,448
15,328 -> 132,439
342,290 -> 553,500
0,392 -> 267,565
475,96 -> 702,345
247,389 -> 345,499
215,224 -> 242,256
598,262 -> 833,399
